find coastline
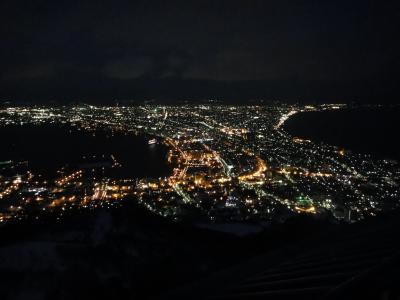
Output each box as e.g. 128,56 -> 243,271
282,106 -> 400,161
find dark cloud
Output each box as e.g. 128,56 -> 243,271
0,0 -> 399,102
2,63 -> 55,81
104,57 -> 154,79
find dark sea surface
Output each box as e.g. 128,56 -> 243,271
284,106 -> 400,161
0,124 -> 171,178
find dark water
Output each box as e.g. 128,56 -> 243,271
284,107 -> 400,161
0,124 -> 171,178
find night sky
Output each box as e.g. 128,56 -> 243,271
1,0 -> 399,103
